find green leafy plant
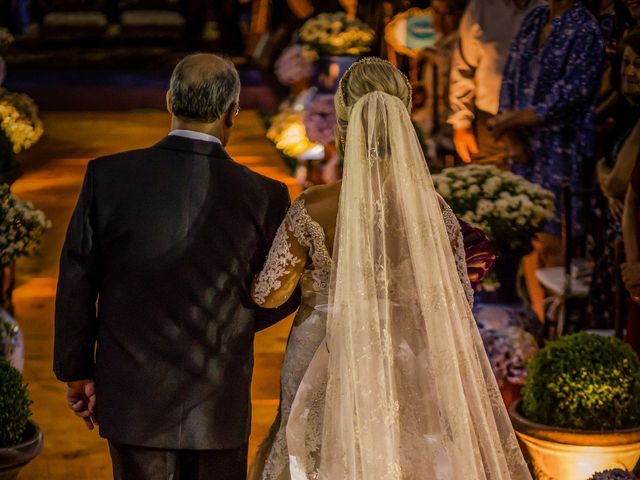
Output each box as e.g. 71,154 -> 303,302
0,359 -> 32,447
588,469 -> 637,480
522,333 -> 640,430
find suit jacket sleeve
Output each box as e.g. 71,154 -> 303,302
54,161 -> 101,381
254,183 -> 301,331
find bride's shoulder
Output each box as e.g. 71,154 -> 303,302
301,182 -> 341,202
296,182 -> 340,224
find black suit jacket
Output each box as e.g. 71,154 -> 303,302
54,135 -> 300,449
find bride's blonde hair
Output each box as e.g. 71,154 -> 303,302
335,57 -> 412,156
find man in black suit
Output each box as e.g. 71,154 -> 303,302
54,53 -> 300,480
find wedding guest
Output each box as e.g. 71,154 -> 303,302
594,0 -> 640,159
589,29 -> 640,328
448,0 -> 544,165
598,30 -> 640,223
621,30 -> 640,354
490,0 -> 604,242
414,0 -> 467,165
622,0 -> 640,22
623,152 -> 640,354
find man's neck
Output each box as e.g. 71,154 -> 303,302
171,119 -> 223,140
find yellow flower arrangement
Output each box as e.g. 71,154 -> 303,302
299,12 -> 375,57
267,110 -> 321,159
0,90 -> 43,154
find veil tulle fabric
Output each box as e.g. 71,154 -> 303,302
286,91 -> 532,479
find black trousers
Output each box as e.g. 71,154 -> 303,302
108,441 -> 248,480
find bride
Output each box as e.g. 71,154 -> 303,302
250,57 -> 532,479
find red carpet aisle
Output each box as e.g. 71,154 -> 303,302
12,111 -> 299,479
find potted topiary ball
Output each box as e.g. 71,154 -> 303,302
509,333 -> 640,480
0,359 -> 42,480
589,469 -> 637,480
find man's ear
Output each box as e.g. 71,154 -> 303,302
224,101 -> 238,128
166,91 -> 173,115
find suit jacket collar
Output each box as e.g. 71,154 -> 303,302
154,134 -> 231,159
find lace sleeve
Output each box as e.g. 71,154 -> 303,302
252,198 -> 309,309
441,202 -> 474,308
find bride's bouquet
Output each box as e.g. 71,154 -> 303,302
298,12 -> 375,58
433,165 -> 555,253
0,185 -> 51,267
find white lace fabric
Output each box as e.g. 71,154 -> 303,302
285,92 -> 532,480
250,190 -> 480,480
250,193 -> 474,480
252,197 -> 332,309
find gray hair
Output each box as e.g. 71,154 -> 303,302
168,54 -> 241,123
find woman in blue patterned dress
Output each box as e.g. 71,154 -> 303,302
488,0 -> 604,257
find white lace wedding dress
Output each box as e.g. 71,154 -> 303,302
249,194 -> 473,480
251,87 -> 531,480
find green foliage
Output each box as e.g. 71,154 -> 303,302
588,469 -> 637,480
522,333 -> 640,430
0,359 -> 32,447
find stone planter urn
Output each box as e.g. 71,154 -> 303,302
0,421 -> 43,480
509,400 -> 640,480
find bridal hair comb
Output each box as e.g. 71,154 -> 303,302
337,57 -> 413,110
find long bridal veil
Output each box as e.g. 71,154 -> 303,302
286,91 -> 532,479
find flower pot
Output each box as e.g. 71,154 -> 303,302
312,55 -> 359,93
500,381 -> 522,411
0,421 -> 43,480
509,400 -> 640,479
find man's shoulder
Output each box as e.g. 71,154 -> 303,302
229,160 -> 289,197
88,146 -> 155,171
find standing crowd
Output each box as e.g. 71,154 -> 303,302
411,0 -> 640,351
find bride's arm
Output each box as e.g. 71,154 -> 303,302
438,196 -> 475,308
252,199 -> 310,309
436,194 -> 495,283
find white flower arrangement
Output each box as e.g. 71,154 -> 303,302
0,89 -> 43,154
298,12 -> 375,57
0,185 -> 51,267
433,165 -> 555,253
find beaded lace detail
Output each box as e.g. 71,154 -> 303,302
251,196 -> 479,480
253,197 -> 331,307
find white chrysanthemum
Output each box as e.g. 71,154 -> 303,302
432,165 -> 556,251
0,185 -> 51,266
